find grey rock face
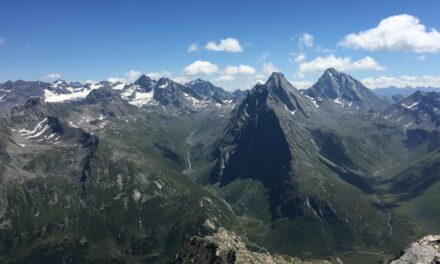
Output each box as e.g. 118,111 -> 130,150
391,235 -> 440,264
173,228 -> 336,264
306,68 -> 389,111
380,91 -> 440,130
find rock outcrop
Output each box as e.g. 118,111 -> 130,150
173,228 -> 339,264
391,235 -> 440,264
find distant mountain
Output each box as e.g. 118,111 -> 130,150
0,80 -> 48,111
305,68 -> 389,111
185,79 -> 234,102
380,90 -> 440,130
372,86 -> 440,97
231,89 -> 248,100
0,76 -> 243,114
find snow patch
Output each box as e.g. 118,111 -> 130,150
402,101 -> 419,110
44,84 -> 102,103
155,181 -> 163,190
129,90 -> 155,106
112,82 -> 126,90
20,118 -> 50,139
304,94 -> 319,108
334,97 -> 343,105
204,219 -> 216,230
284,104 -> 296,116
132,189 -> 142,202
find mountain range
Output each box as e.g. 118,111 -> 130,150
0,68 -> 439,263
372,86 -> 440,97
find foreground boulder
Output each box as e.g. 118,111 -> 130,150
391,235 -> 440,264
173,228 -> 340,264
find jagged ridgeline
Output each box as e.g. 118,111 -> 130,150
0,69 -> 439,263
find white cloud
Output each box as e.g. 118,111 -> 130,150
340,14 -> 440,53
362,75 -> 440,88
297,55 -> 384,77
223,65 -> 256,75
246,62 -> 280,86
172,75 -> 190,84
0,37 -> 5,44
42,73 -> 61,81
237,65 -> 256,75
261,62 -> 280,75
183,60 -> 219,76
290,52 -> 306,63
187,43 -> 199,52
212,75 -> 235,82
107,77 -> 125,83
146,71 -> 172,79
290,81 -> 313,89
224,66 -> 239,75
108,70 -> 171,83
124,70 -> 143,82
205,38 -> 243,53
299,33 -> 314,48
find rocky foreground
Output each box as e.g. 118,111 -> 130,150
173,229 -> 440,264
391,235 -> 440,264
172,228 -> 342,264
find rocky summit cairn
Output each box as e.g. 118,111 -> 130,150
391,235 -> 440,264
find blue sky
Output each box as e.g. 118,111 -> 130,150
1,0 -> 440,90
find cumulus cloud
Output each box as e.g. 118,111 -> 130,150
261,62 -> 280,75
124,70 -> 144,82
187,43 -> 199,52
290,52 -> 306,63
247,62 -> 280,85
107,77 -> 126,83
0,37 -> 5,44
223,65 -> 256,75
146,71 -> 172,79
42,73 -> 61,81
183,60 -> 219,76
205,38 -> 243,53
290,81 -> 313,89
108,70 -> 171,83
362,75 -> 440,88
172,75 -> 190,84
297,55 -> 384,77
340,14 -> 440,53
299,33 -> 314,48
212,75 -> 235,82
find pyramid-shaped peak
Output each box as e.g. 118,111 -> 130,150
186,78 -> 216,87
265,72 -> 297,90
306,68 -> 389,111
266,72 -> 288,83
324,68 -> 341,76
